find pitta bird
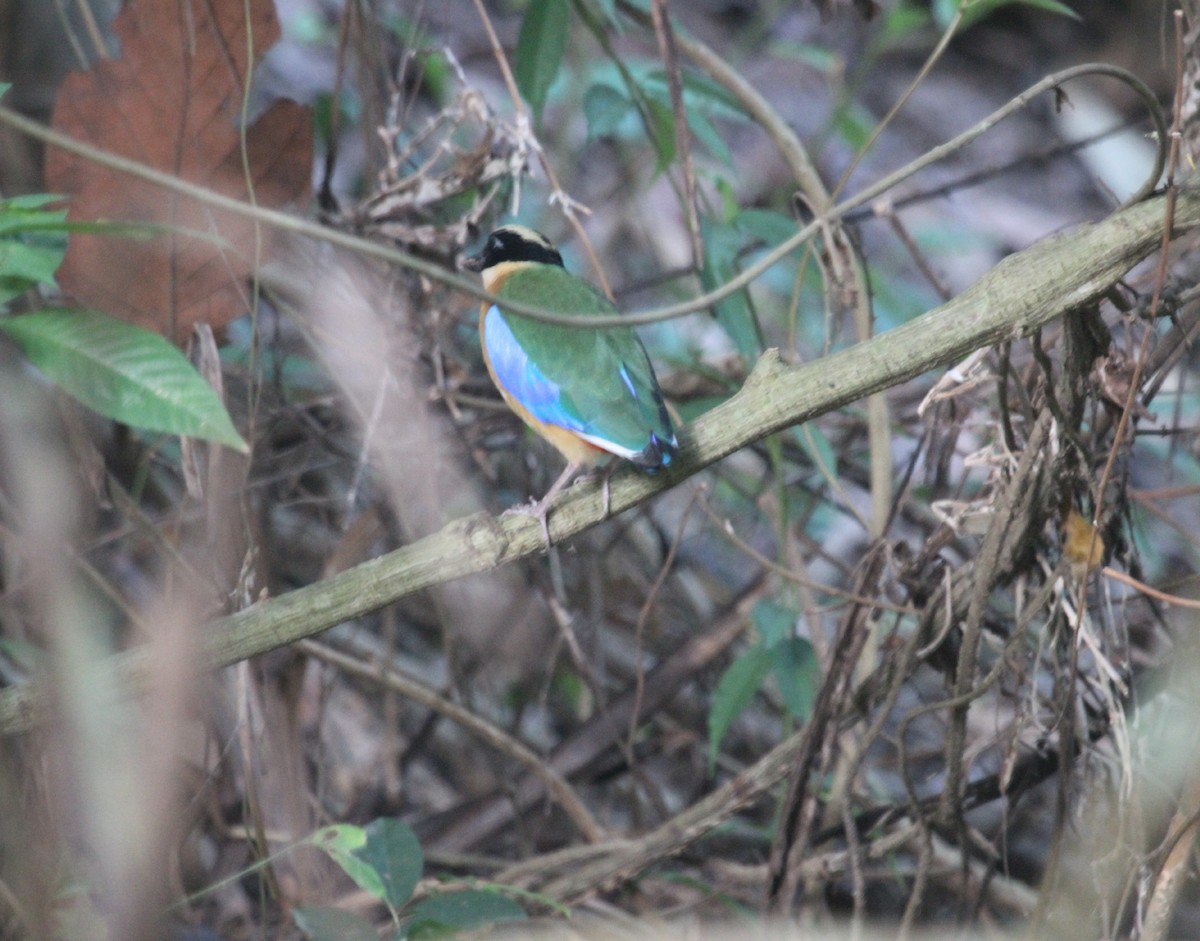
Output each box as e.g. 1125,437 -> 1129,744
464,225 -> 677,543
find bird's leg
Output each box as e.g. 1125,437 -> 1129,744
563,459 -> 616,517
503,460 -> 580,547
598,462 -> 616,518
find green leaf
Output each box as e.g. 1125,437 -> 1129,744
310,823 -> 368,855
641,68 -> 746,122
770,636 -> 819,723
636,67 -> 744,167
293,906 -> 379,941
646,95 -> 676,172
832,101 -> 876,152
678,70 -> 747,118
0,195 -> 68,304
311,825 -> 390,901
0,309 -> 247,451
0,193 -> 66,216
948,0 -> 1078,31
749,603 -> 819,724
699,216 -> 761,363
514,0 -> 570,126
708,643 -> 774,771
715,178 -> 739,225
406,889 -> 526,939
0,241 -> 64,303
687,107 -> 733,167
751,598 -> 797,648
931,0 -> 959,24
583,82 -> 632,140
877,4 -> 933,45
735,208 -> 798,247
355,817 -> 423,910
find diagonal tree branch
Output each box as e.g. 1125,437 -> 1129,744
0,185 -> 1196,736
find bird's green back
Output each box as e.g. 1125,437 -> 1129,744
494,264 -> 671,450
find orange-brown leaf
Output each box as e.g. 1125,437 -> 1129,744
45,0 -> 312,342
1063,509 -> 1105,573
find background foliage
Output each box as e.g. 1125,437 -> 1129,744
0,1 -> 1198,939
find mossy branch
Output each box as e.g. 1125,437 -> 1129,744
0,186 -> 1196,735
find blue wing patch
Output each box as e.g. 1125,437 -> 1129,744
618,364 -> 638,399
483,305 -> 665,464
484,306 -> 587,434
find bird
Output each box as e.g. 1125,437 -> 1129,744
463,225 -> 677,544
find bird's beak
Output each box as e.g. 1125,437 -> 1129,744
462,250 -> 486,273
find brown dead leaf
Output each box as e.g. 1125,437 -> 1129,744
45,0 -> 312,342
1063,509 -> 1105,574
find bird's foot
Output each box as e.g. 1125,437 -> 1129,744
501,496 -> 554,548
598,464 -> 616,518
498,461 -> 620,549
563,464 -> 615,518
501,460 -> 582,550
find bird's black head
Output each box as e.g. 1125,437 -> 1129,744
463,225 -> 565,272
